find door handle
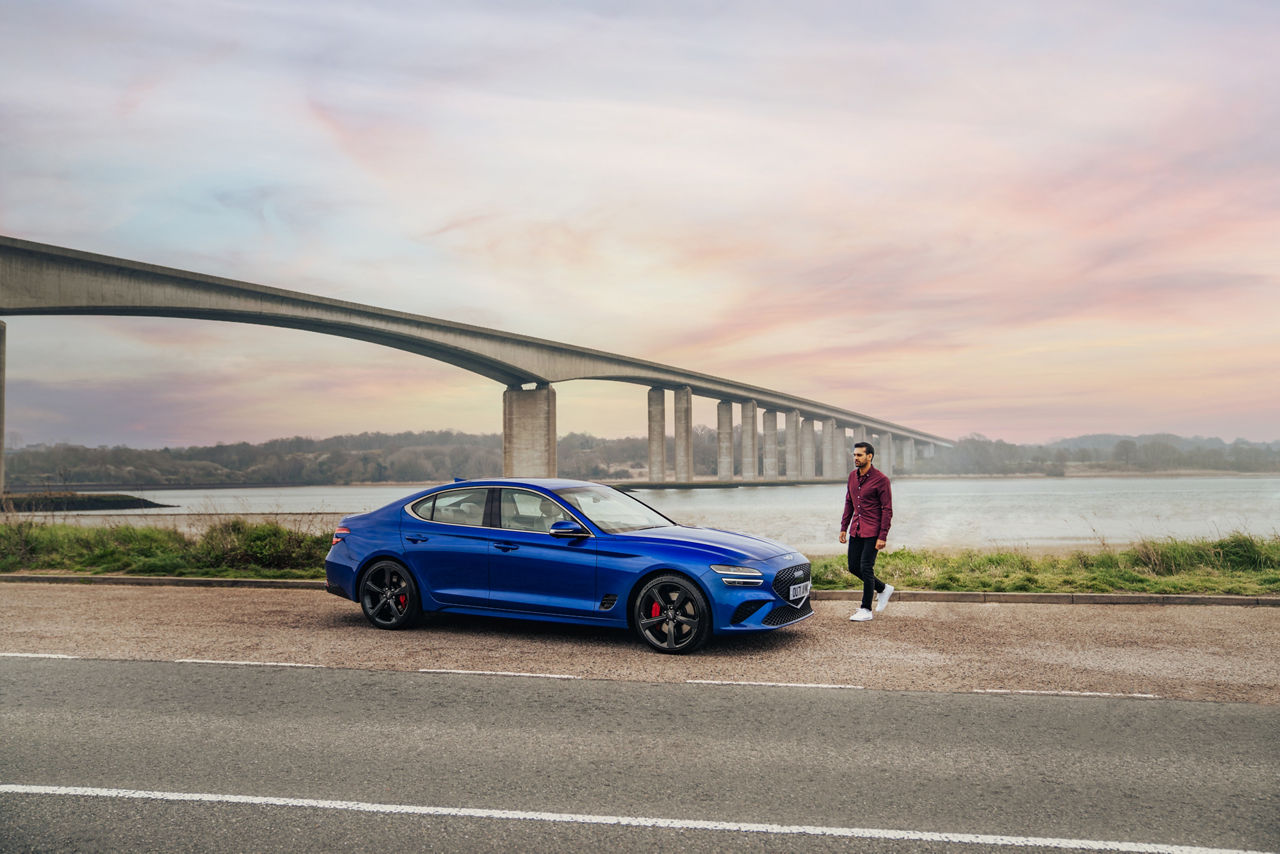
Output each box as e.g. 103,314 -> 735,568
405,535 -> 430,544
493,543 -> 519,552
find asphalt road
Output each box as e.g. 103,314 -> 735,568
2,656 -> 1277,853
2,583 -> 1278,852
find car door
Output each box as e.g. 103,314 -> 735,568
401,486 -> 492,607
487,487 -> 599,618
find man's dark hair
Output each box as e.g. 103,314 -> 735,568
854,441 -> 875,459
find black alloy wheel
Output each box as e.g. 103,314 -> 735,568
633,574 -> 711,654
359,560 -> 421,630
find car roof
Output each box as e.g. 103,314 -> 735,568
434,477 -> 602,490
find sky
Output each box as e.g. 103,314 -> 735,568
1,0 -> 1278,449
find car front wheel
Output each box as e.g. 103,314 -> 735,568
633,574 -> 710,654
359,560 -> 421,630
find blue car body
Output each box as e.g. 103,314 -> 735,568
324,478 -> 813,653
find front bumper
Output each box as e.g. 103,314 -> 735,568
707,554 -> 814,634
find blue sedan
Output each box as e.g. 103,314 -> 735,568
324,478 -> 813,653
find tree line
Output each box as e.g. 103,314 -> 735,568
911,433 -> 1280,476
4,429 -> 1277,490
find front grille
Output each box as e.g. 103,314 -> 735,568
730,600 -> 768,624
762,599 -> 813,626
772,562 -> 811,601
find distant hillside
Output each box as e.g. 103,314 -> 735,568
2,429 -> 705,489
912,433 -> 1280,476
3,429 -> 1277,489
1045,434 -> 1280,453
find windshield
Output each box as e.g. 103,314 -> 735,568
554,485 -> 675,534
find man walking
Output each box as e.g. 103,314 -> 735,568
838,441 -> 894,622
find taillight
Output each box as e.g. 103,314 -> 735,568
331,526 -> 350,545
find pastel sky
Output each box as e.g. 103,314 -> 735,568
2,0 -> 1278,449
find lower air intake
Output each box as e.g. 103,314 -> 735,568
762,600 -> 813,626
730,600 -> 768,624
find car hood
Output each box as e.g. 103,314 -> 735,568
611,525 -> 793,562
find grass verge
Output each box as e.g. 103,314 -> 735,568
0,519 -> 328,581
811,532 -> 1280,596
1,521 -> 1278,595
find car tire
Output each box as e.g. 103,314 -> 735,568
359,560 -> 421,630
633,573 -> 711,654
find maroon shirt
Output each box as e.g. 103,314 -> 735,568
840,465 -> 893,541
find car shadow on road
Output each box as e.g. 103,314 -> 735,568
325,607 -> 808,658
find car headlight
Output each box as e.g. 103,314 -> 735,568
710,564 -> 763,587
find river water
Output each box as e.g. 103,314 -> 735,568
68,475 -> 1280,556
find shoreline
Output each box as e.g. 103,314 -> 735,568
7,468 -> 1276,495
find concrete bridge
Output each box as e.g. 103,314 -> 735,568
0,235 -> 951,493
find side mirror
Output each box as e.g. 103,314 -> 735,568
549,520 -> 590,539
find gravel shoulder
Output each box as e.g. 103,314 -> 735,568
3,582 -> 1277,704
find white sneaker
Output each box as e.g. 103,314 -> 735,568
876,583 -> 894,612
849,608 -> 873,622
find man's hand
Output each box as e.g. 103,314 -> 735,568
838,531 -> 847,544
875,538 -> 886,550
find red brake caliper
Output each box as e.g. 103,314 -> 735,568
651,601 -> 661,618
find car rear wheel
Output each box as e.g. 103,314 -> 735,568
633,574 -> 710,654
360,560 -> 420,630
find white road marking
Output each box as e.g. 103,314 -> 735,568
173,659 -> 322,668
688,679 -> 864,690
0,784 -> 1267,853
973,689 -> 1160,699
419,668 -> 580,679
0,655 -> 1162,699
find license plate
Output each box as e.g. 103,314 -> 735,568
789,580 -> 811,601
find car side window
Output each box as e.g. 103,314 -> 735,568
410,496 -> 435,519
498,488 -> 572,533
428,487 -> 489,527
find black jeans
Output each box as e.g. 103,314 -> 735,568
848,536 -> 886,611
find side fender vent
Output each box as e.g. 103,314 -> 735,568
598,594 -> 618,611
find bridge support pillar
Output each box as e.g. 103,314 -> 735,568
852,424 -> 867,446
784,410 -> 800,480
800,418 -> 816,478
762,410 -> 778,479
824,419 -> 842,477
740,400 -> 758,480
815,422 -> 824,478
647,387 -> 666,482
923,442 -> 935,459
673,386 -> 693,482
717,400 -> 733,481
881,432 -> 894,478
503,384 -> 557,478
